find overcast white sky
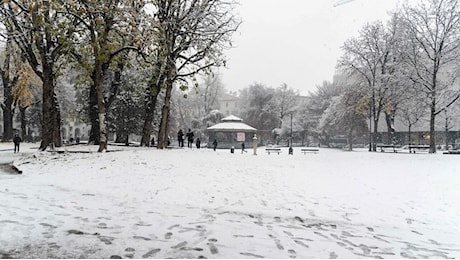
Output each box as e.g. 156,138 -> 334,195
219,0 -> 405,95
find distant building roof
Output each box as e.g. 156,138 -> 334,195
207,115 -> 256,131
218,93 -> 239,101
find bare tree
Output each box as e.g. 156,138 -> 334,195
400,0 -> 460,153
145,0 -> 240,149
274,83 -> 299,129
397,89 -> 428,145
339,21 -> 398,151
202,74 -> 224,115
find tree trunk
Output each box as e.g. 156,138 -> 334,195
140,85 -> 161,147
429,98 -> 436,153
1,94 -> 14,142
429,68 -> 437,154
445,117 -> 449,150
94,61 -> 107,152
88,84 -> 100,145
408,124 -> 412,145
347,126 -> 354,151
39,62 -> 61,150
19,106 -> 27,140
157,82 -> 173,149
372,117 -> 379,151
1,38 -> 15,142
384,110 -> 397,144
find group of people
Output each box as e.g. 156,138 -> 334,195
177,129 -> 221,151
177,129 -> 201,149
175,129 -> 246,153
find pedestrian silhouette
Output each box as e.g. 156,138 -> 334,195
13,133 -> 22,153
212,139 -> 218,151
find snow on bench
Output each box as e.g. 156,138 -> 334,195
265,148 -> 281,155
377,144 -> 398,153
301,148 -> 319,154
409,145 -> 430,153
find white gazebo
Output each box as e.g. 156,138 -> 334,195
207,115 -> 257,149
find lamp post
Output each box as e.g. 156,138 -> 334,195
253,134 -> 258,155
289,112 -> 293,155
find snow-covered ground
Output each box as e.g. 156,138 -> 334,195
0,142 -> 459,258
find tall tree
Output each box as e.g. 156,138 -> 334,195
145,0 -> 240,149
318,89 -> 367,151
239,83 -> 278,143
304,80 -> 344,145
397,92 -> 427,145
400,0 -> 460,153
0,0 -> 78,150
0,36 -> 18,141
273,83 -> 299,129
339,21 -> 400,151
202,74 -> 224,115
68,0 -> 144,152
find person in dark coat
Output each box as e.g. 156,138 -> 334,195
196,138 -> 201,149
13,133 -> 22,153
151,136 -> 155,147
241,142 -> 246,153
186,129 -> 194,148
212,139 -> 218,151
177,129 -> 184,147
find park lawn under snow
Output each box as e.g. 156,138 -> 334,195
0,143 -> 459,259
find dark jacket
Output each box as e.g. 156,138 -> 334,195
13,135 -> 22,144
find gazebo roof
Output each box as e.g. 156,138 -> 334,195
207,115 -> 256,131
222,115 -> 243,122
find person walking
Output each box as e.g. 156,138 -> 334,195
177,129 -> 184,147
196,138 -> 201,149
241,142 -> 246,154
212,139 -> 218,151
13,133 -> 22,153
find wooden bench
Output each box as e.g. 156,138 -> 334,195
301,148 -> 319,154
377,144 -> 398,153
265,148 -> 281,155
443,150 -> 460,155
408,145 -> 430,153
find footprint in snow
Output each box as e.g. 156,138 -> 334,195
294,240 -> 310,248
240,252 -> 264,258
288,249 -> 296,259
142,249 -> 161,258
268,234 -> 284,250
171,241 -> 187,249
207,243 -> 219,255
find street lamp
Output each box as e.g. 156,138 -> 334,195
289,112 -> 293,155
